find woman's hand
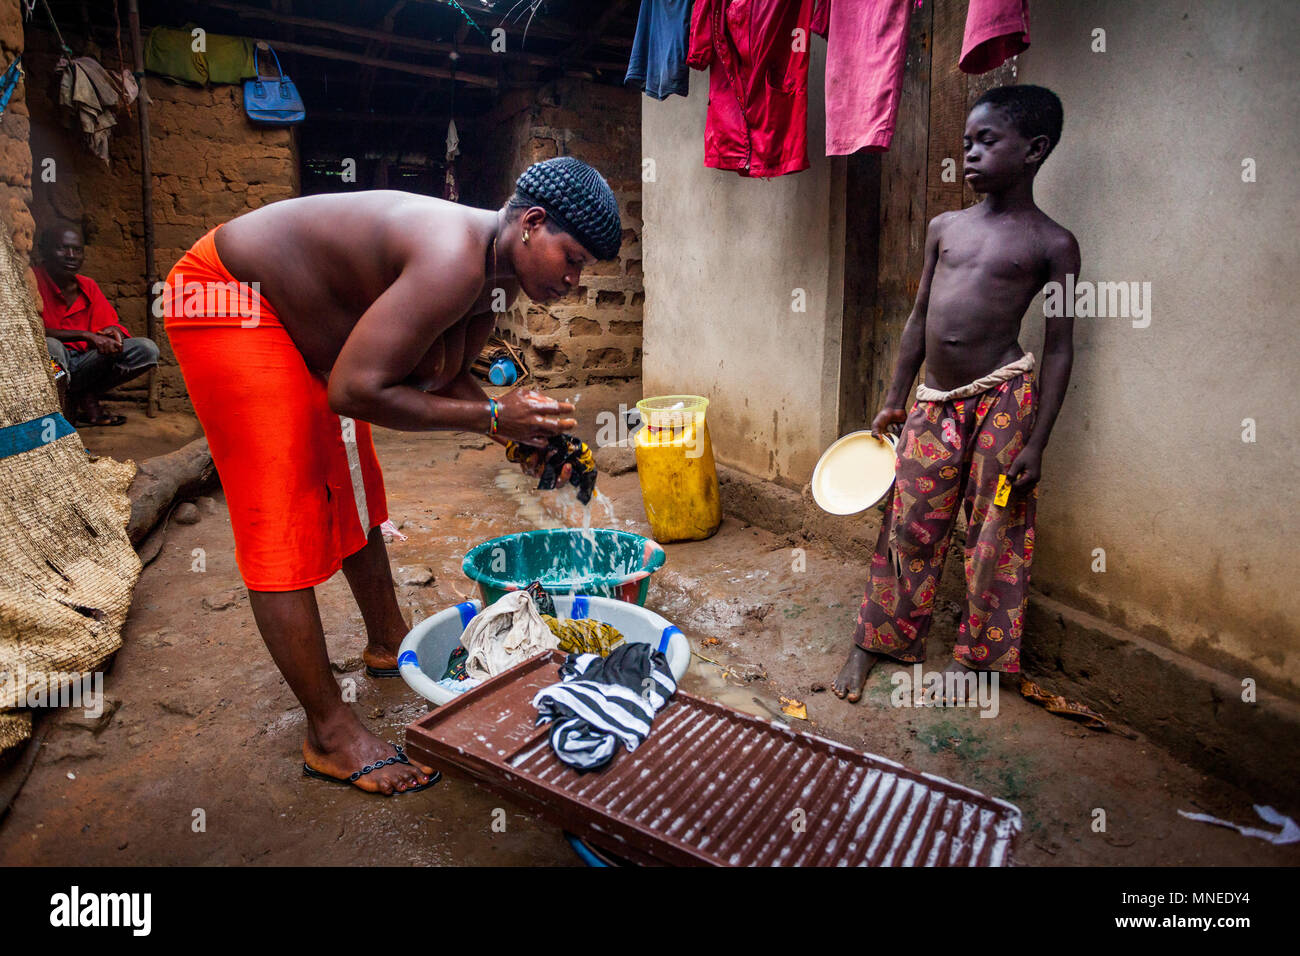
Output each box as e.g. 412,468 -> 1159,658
494,389 -> 576,446
513,446 -> 572,485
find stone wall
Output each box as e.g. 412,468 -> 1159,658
469,78 -> 643,388
0,2 -> 33,268
24,30 -> 298,410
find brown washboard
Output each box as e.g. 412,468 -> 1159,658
404,651 -> 1022,866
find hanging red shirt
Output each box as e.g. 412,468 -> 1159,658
34,265 -> 131,352
687,0 -> 816,178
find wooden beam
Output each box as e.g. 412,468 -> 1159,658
838,152 -> 883,437
205,0 -> 623,69
927,0 -> 968,220
310,111 -> 451,125
406,0 -> 633,48
871,0 -> 932,418
127,0 -> 158,418
564,0 -> 630,61
263,37 -> 498,87
357,1 -> 408,113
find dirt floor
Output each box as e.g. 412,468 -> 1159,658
2,385 -> 1296,866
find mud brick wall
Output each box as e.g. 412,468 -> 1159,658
470,78 -> 643,388
24,30 -> 298,411
0,3 -> 34,270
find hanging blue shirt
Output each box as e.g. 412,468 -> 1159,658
624,0 -> 692,100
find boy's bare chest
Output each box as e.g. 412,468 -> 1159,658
938,226 -> 1045,285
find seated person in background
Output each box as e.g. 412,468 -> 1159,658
36,225 -> 159,426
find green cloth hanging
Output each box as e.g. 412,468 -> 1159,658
144,24 -> 256,86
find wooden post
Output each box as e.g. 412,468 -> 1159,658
127,0 -> 158,417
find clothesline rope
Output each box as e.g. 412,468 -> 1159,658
446,0 -> 490,40
40,0 -> 75,56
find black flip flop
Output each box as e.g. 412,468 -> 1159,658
364,664 -> 401,678
302,744 -> 440,795
79,414 -> 127,427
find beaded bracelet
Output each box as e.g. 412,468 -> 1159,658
487,399 -> 501,436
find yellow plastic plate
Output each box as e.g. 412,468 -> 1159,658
811,430 -> 898,516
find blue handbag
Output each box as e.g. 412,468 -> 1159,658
243,46 -> 304,125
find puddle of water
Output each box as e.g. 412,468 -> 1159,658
680,660 -> 784,722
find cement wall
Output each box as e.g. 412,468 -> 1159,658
473,79 -> 643,388
641,39 -> 845,487
24,31 -> 299,411
1016,0 -> 1300,695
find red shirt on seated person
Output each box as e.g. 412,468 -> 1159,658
36,225 -> 158,426
35,260 -> 131,351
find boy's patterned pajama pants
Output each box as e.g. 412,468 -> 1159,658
852,371 -> 1038,673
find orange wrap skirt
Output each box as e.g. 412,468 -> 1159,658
164,227 -> 388,591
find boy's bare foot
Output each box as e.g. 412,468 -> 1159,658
832,645 -> 882,703
941,657 -> 978,706
303,713 -> 435,795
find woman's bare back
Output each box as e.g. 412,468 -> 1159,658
214,192 -> 500,381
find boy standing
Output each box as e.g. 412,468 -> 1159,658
833,86 -> 1080,702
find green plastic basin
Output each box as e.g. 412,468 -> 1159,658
461,528 -> 667,606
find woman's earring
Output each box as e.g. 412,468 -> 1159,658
522,230 -> 530,244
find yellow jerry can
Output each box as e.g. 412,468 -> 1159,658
634,395 -> 722,543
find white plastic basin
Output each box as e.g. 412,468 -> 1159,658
398,595 -> 692,706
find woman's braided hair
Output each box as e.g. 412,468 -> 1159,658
509,157 -> 622,261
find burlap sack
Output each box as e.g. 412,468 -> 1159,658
0,219 -> 140,752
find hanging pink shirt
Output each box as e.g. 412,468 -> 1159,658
960,0 -> 1030,74
812,0 -> 914,156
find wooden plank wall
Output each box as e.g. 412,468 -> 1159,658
868,2 -> 932,424
838,0 -> 1017,434
837,151 -> 882,437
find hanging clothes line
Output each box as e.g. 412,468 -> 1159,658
40,0 -> 74,56
446,0 -> 490,40
633,0 -> 1031,176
